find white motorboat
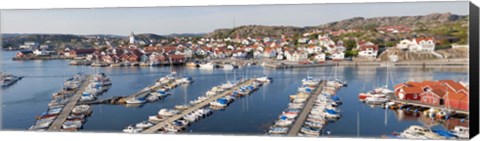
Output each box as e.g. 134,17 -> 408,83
269,127 -> 288,134
305,121 -> 324,129
158,109 -> 180,117
72,105 -> 92,114
223,64 -> 234,70
199,62 -> 216,70
125,98 -> 146,104
175,104 -> 191,110
302,76 -> 320,86
135,121 -> 153,129
301,126 -> 320,136
256,76 -> 271,83
123,125 -> 143,133
365,96 -> 388,105
451,126 -> 469,139
400,125 -> 446,139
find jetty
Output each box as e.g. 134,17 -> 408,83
141,79 -> 256,133
287,81 -> 326,136
262,60 -> 468,69
390,99 -> 469,115
48,75 -> 93,131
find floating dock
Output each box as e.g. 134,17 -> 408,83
390,99 -> 469,115
287,81 -> 326,136
141,79 -> 256,133
47,75 -> 93,131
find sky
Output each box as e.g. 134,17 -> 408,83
0,1 -> 469,36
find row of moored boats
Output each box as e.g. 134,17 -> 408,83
123,77 -> 271,133
29,73 -> 111,131
268,77 -> 345,137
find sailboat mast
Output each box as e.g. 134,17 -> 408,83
385,62 -> 389,88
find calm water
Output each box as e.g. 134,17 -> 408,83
0,51 -> 469,138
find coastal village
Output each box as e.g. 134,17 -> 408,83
1,13 -> 471,139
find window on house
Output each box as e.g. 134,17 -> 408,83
413,94 -> 417,99
433,98 -> 437,103
423,97 -> 427,101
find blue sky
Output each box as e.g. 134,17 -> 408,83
0,1 -> 469,35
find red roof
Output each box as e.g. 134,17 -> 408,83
359,45 -> 378,51
415,37 -> 434,44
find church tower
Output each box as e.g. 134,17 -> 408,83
129,32 -> 135,44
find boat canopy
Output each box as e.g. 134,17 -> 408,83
326,109 -> 338,114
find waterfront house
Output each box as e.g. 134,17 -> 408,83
330,51 -> 345,61
439,80 -> 469,111
396,38 -> 436,52
168,55 -> 186,63
394,81 -> 431,100
306,45 -> 322,54
314,53 -> 326,63
318,34 -> 335,48
286,51 -> 308,62
263,47 -> 277,58
66,48 -> 96,57
395,80 -> 469,111
357,44 -> 379,58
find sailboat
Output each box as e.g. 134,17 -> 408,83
333,63 -> 347,87
373,62 -> 395,94
175,85 -> 191,110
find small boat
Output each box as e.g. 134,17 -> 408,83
400,125 -> 446,139
268,127 -> 288,134
80,93 -> 96,101
125,98 -> 146,104
123,125 -> 143,133
223,64 -> 234,70
365,96 -> 388,105
175,104 -> 191,110
305,121 -> 324,129
209,98 -> 228,107
135,121 -> 154,129
158,109 -> 180,117
302,77 -> 320,86
150,90 -> 170,98
148,115 -> 166,123
451,126 -> 469,139
301,126 -> 320,136
72,105 -> 92,114
199,62 -> 216,70
256,76 -> 271,83
186,62 -> 198,68
146,94 -> 160,102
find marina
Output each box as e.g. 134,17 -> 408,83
140,78 -> 262,133
1,51 -> 470,138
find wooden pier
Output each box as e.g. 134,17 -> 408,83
48,75 -> 93,131
390,99 -> 469,115
287,81 -> 325,136
141,79 -> 256,133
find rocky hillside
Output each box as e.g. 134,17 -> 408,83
313,13 -> 467,30
206,13 -> 468,39
378,47 -> 468,61
206,25 -> 305,38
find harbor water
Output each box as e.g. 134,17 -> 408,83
1,51 -> 469,137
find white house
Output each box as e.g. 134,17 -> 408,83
306,45 -> 322,54
314,53 -> 326,62
263,48 -> 277,58
318,34 -> 335,48
286,51 -> 308,61
298,38 -> 309,44
331,51 -> 345,61
396,39 -> 413,50
358,45 -> 378,58
396,38 -> 435,52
